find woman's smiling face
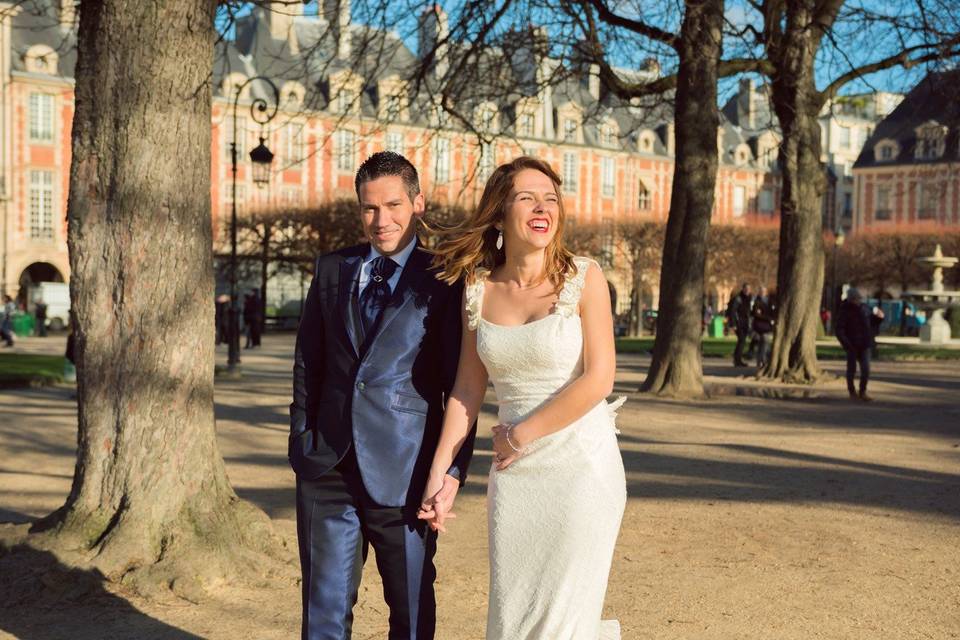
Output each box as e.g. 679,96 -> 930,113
500,169 -> 561,252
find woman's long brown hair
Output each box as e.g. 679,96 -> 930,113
431,156 -> 576,292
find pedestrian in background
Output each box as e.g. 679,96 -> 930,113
0,294 -> 15,347
243,290 -> 262,349
836,288 -> 883,402
752,286 -> 774,369
727,283 -> 753,367
34,298 -> 48,337
215,293 -> 230,345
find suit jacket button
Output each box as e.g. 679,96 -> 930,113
357,381 -> 365,391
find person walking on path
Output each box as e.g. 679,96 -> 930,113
727,284 -> 752,367
836,288 -> 883,402
243,291 -> 262,349
0,295 -> 15,347
751,287 -> 774,369
34,299 -> 48,337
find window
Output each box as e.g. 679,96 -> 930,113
842,193 -> 852,218
918,183 -> 938,220
224,183 -> 247,208
563,119 -> 578,143
600,218 -> 615,267
478,107 -> 496,133
384,95 -> 402,121
281,124 -> 303,166
336,130 -> 355,171
875,186 -> 891,220
759,188 -> 774,213
225,117 -> 246,162
638,180 -> 651,210
434,138 -> 450,183
733,185 -> 746,217
478,142 -> 495,183
881,145 -> 893,160
562,152 -> 578,193
601,157 -> 615,198
916,125 -> 946,160
29,171 -> 54,239
385,131 -> 404,154
600,125 -> 616,147
29,93 -> 54,142
518,113 -> 535,137
337,89 -> 353,114
281,187 -> 303,206
839,126 -> 851,149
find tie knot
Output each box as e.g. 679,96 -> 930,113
371,256 -> 398,282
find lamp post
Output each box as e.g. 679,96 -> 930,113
227,76 -> 278,374
831,226 -> 845,334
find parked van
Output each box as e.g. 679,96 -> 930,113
28,282 -> 70,330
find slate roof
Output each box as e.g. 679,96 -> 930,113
8,0 -> 77,78
853,70 -> 960,169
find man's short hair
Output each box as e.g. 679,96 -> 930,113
355,151 -> 420,203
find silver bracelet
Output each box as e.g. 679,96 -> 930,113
505,426 -> 525,454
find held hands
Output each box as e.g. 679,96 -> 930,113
491,423 -> 527,471
417,473 -> 460,534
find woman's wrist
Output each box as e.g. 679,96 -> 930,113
509,422 -> 535,448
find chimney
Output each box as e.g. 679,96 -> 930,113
60,0 -> 76,29
588,64 -> 601,101
324,0 -> 352,59
264,2 -> 303,43
418,5 -> 449,77
738,77 -> 756,129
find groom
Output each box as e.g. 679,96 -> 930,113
289,151 -> 475,639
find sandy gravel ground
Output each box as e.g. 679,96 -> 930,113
0,334 -> 958,639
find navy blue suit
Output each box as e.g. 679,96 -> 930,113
290,242 -> 474,639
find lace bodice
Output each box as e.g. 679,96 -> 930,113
466,256 -> 596,426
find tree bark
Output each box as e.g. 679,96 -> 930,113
641,0 -> 723,397
761,3 -> 832,383
14,0 -> 278,599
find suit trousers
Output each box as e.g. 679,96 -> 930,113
296,447 -> 437,640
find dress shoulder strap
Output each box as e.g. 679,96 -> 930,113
556,256 -> 599,317
465,268 -> 490,331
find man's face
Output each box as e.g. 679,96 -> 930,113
742,285 -> 752,297
358,175 -> 424,256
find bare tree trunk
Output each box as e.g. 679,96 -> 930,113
641,0 -> 722,397
9,0 -> 279,599
762,6 -> 828,383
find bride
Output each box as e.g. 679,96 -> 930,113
418,156 -> 627,639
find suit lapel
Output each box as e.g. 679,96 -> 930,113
366,246 -> 432,348
338,250 -> 365,358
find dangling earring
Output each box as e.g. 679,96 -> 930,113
496,230 -> 503,250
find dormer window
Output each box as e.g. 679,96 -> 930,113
599,124 -> 616,147
874,139 -> 899,163
518,113 -> 535,137
915,122 -> 946,160
337,90 -> 353,114
563,119 -> 578,143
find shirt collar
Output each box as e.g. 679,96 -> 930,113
366,235 -> 417,269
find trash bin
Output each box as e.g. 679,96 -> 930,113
709,315 -> 725,338
11,313 -> 35,337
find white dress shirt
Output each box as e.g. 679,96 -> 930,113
358,237 -> 416,296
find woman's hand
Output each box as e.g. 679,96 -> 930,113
491,423 -> 526,471
417,473 -> 460,533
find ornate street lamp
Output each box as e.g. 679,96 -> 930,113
227,76 -> 279,374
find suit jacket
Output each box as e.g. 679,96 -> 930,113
289,242 -> 475,507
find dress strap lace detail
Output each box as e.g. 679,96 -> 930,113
465,267 -> 490,330
555,256 -> 598,318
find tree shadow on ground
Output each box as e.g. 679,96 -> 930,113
0,545 -> 201,640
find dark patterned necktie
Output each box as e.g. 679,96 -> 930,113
359,256 -> 399,336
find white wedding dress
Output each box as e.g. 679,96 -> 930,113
466,256 -> 627,640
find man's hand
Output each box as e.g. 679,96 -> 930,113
417,473 -> 460,533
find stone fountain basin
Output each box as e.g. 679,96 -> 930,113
903,290 -> 960,301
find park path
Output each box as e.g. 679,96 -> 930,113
1,334 -> 958,639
